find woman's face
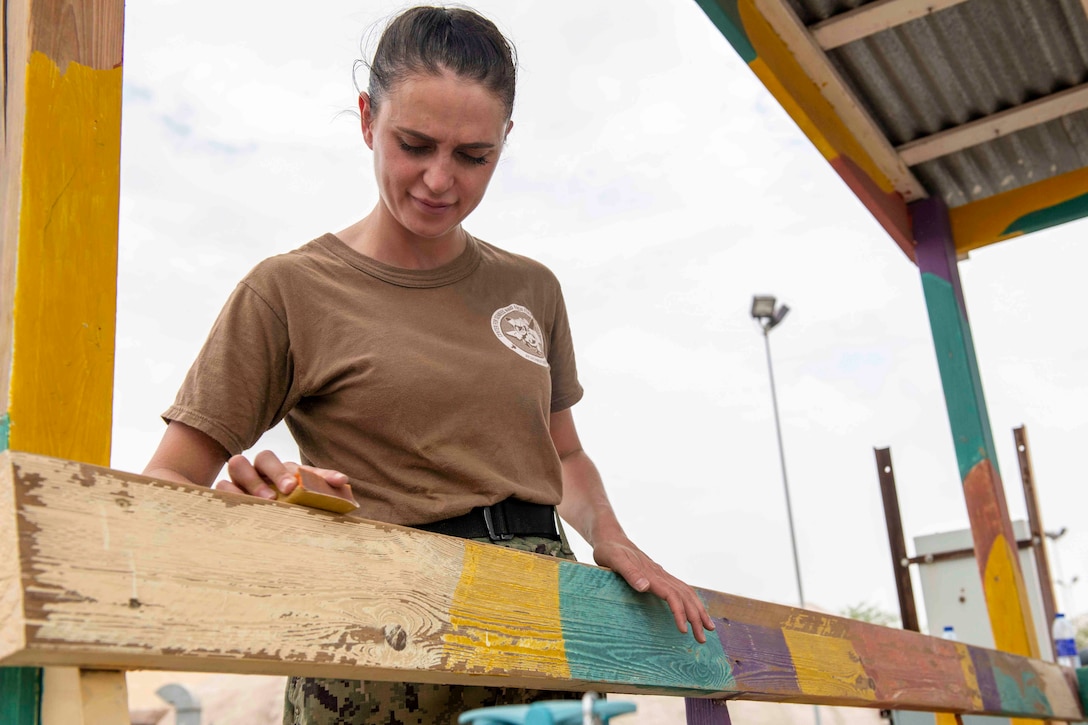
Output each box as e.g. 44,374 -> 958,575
360,70 -> 512,243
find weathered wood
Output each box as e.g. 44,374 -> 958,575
0,451 -> 1082,720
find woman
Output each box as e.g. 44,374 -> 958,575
144,6 -> 713,723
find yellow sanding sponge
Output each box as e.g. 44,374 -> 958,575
276,468 -> 359,514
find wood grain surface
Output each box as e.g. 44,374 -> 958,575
0,451 -> 1082,719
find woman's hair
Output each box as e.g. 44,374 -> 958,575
366,6 -> 517,119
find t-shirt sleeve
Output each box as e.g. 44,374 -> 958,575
548,284 -> 584,412
162,280 -> 298,455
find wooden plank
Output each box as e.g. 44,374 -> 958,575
809,0 -> 970,50
898,83 -> 1088,166
0,451 -> 1082,720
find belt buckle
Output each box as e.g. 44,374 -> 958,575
482,505 -> 514,541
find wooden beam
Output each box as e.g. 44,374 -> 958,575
912,197 -> 1043,678
749,0 -> 927,202
898,83 -> 1088,166
1,0 -> 127,721
809,0 -> 971,50
1,0 -> 124,463
1,451 -> 1083,720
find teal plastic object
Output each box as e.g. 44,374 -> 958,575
458,700 -> 637,725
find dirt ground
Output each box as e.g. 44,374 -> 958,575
127,671 -> 886,724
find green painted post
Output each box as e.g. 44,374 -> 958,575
0,669 -> 41,725
911,196 -> 1040,663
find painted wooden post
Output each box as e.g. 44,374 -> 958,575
911,197 -> 1042,664
1,0 -> 127,721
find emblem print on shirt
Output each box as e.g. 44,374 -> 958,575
491,303 -> 548,367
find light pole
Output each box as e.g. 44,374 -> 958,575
751,295 -> 817,725
751,295 -> 805,607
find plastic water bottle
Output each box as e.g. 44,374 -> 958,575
941,625 -> 957,641
1053,613 -> 1079,668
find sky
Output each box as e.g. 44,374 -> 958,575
112,0 -> 1088,631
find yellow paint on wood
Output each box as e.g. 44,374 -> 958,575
983,534 -> 1039,658
8,52 -> 122,465
949,166 -> 1088,254
739,0 -> 898,196
748,58 -> 837,161
953,642 -> 984,711
444,541 -> 570,678
782,629 -> 876,701
934,714 -> 961,725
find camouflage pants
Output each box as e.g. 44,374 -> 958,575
283,535 -> 580,725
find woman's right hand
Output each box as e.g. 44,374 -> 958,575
216,450 -> 356,506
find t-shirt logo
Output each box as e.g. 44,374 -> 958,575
491,303 -> 548,367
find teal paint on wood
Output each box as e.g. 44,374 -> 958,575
692,0 -> 756,63
991,667 -> 1051,717
1,413 -> 9,451
1001,192 -> 1088,238
920,272 -> 988,480
0,668 -> 41,725
1077,667 -> 1088,714
558,565 -> 733,691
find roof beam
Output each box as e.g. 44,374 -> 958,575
898,82 -> 1088,166
810,0 -> 972,50
751,0 -> 927,201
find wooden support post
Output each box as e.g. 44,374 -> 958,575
911,196 -> 1042,725
1,0 -> 127,721
686,698 -> 732,724
1,451 -> 1083,720
1015,425 -> 1059,637
874,447 -> 920,632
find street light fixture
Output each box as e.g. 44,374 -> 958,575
751,294 -> 805,607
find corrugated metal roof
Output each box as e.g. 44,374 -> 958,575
786,0 -> 1088,207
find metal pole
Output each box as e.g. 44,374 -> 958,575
874,447 -> 920,632
762,325 -> 806,608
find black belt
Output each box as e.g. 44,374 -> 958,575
415,498 -> 559,541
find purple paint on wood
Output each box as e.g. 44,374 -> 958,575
685,698 -> 732,724
910,197 -> 969,316
715,618 -> 802,694
968,646 -> 1001,712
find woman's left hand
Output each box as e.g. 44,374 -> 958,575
591,536 -> 716,644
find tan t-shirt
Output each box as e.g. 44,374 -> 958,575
164,233 -> 583,525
